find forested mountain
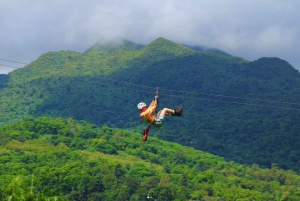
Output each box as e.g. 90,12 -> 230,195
1,116 -> 300,200
1,37 -> 300,171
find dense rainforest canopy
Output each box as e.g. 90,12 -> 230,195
1,116 -> 300,200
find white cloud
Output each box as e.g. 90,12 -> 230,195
1,0 -> 300,73
254,26 -> 296,51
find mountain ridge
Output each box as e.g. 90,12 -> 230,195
182,44 -> 232,56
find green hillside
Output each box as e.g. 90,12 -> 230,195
1,116 -> 300,201
1,37 -> 300,172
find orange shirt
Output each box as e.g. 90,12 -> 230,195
140,99 -> 157,125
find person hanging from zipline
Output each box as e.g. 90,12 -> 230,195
137,88 -> 183,141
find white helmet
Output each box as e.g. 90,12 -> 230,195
137,102 -> 146,110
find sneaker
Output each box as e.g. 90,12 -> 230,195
174,105 -> 183,116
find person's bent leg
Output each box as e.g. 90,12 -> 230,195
158,107 -> 183,117
158,108 -> 174,117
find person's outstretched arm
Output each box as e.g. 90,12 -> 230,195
147,99 -> 157,113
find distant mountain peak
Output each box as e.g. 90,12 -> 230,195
84,39 -> 144,54
139,37 -> 196,59
147,37 -> 232,57
252,57 -> 295,71
147,37 -> 187,48
152,37 -> 171,43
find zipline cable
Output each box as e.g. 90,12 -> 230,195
92,76 -> 300,107
0,63 -> 20,69
160,93 -> 300,111
2,57 -> 300,109
0,59 -> 27,65
159,88 -> 300,106
94,80 -> 300,111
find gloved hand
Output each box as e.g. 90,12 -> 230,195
154,95 -> 159,100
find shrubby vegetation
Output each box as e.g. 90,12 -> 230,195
1,117 -> 300,200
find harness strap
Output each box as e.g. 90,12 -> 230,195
154,87 -> 159,114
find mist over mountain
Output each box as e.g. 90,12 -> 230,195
1,37 -> 300,171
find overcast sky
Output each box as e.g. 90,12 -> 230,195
1,0 -> 299,74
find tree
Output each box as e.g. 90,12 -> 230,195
102,174 -> 117,189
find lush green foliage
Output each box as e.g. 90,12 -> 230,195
1,37 -> 300,172
1,117 -> 300,200
0,176 -> 66,201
